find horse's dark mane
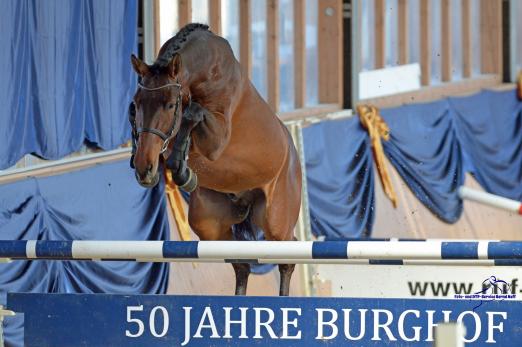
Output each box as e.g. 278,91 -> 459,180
153,23 -> 210,68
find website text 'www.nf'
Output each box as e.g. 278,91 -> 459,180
407,279 -> 520,297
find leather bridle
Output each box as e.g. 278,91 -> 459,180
129,81 -> 187,166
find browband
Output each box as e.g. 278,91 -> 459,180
137,82 -> 182,91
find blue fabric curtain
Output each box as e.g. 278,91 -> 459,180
0,160 -> 169,347
0,0 -> 137,169
302,89 -> 522,238
303,118 -> 375,238
451,89 -> 522,200
381,100 -> 465,223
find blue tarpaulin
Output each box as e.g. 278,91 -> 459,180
451,89 -> 522,200
303,89 -> 522,236
381,100 -> 464,223
303,118 -> 375,238
0,160 -> 170,347
0,0 -> 136,169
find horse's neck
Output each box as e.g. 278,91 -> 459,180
180,35 -> 242,111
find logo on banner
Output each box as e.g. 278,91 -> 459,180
453,276 -> 518,310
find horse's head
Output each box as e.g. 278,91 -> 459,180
130,54 -> 184,188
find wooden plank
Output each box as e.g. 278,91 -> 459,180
462,0 -> 472,78
153,0 -> 161,55
398,0 -> 409,65
266,0 -> 279,112
178,0 -> 192,28
420,0 -> 431,85
441,0 -> 452,81
239,0 -> 251,78
359,75 -> 503,108
374,0 -> 386,69
279,104 -> 342,122
480,0 -> 502,74
0,151 -> 132,185
318,0 -> 343,105
208,0 -> 222,35
294,0 -> 306,108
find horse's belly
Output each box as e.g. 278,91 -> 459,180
188,152 -> 280,193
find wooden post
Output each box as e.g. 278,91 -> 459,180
208,0 -> 222,35
318,0 -> 343,105
480,0 -> 502,74
239,0 -> 252,78
420,0 -> 431,85
153,0 -> 161,56
398,0 -> 409,65
374,0 -> 386,69
441,0 -> 452,82
462,0 -> 472,78
294,0 -> 306,108
178,0 -> 192,28
267,0 -> 280,112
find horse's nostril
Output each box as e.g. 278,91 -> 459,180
146,164 -> 153,172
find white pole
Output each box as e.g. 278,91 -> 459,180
458,186 -> 521,215
434,322 -> 466,347
0,306 -> 15,347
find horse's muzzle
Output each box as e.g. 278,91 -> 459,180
135,170 -> 160,188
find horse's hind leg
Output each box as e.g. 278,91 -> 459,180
278,257 -> 296,296
188,187 -> 251,295
253,178 -> 301,296
232,263 -> 250,295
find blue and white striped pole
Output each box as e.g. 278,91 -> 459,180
1,240 -> 522,266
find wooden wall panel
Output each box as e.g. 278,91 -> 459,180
267,0 -> 280,112
374,0 -> 386,69
318,0 -> 343,105
208,0 -> 222,35
420,0 -> 431,86
178,0 -> 192,27
266,0 -> 279,112
441,0 -> 452,82
398,0 -> 409,65
294,0 -> 306,108
462,0 -> 472,78
480,0 -> 502,74
153,0 -> 161,55
239,0 -> 252,78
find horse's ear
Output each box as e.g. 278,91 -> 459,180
131,54 -> 149,76
168,54 -> 182,78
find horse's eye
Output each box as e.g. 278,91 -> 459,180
167,103 -> 175,110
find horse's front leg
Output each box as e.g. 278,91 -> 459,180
186,102 -> 231,161
188,187 -> 251,295
166,102 -> 208,191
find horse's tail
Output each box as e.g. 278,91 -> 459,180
231,209 -> 259,241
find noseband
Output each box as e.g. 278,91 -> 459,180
129,81 -> 187,160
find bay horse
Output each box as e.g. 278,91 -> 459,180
128,24 -> 302,296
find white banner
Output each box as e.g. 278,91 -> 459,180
317,265 -> 522,301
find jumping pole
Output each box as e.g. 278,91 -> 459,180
458,186 -> 522,215
1,239 -> 522,263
